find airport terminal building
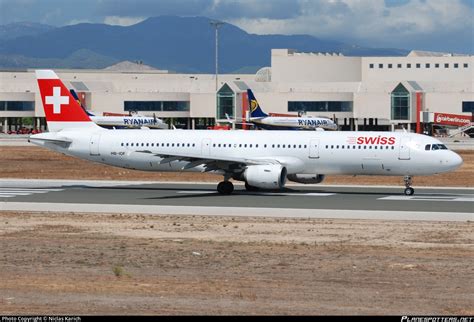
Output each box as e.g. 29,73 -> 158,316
0,49 -> 473,133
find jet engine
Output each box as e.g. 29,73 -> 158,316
244,164 -> 287,189
287,174 -> 325,184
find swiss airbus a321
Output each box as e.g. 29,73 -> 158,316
30,70 -> 463,195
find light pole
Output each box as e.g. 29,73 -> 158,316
210,20 -> 224,91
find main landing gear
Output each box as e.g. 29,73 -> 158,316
217,181 -> 234,195
403,175 -> 414,196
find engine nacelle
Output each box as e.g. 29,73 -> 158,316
287,174 -> 325,184
244,165 -> 287,189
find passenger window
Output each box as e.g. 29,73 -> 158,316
250,144 -> 252,148
141,143 -> 144,147
244,144 -> 247,148
304,145 -> 307,149
283,144 -> 286,148
218,144 -> 221,147
425,144 -> 431,151
331,145 -> 334,149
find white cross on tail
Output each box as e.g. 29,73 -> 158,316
46,87 -> 69,114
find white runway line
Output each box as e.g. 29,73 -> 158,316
379,196 -> 474,202
177,191 -> 336,196
1,202 -> 472,222
0,188 -> 64,198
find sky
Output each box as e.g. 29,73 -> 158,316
0,0 -> 473,54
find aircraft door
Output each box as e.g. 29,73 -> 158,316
309,139 -> 320,159
201,138 -> 211,156
89,133 -> 101,156
398,136 -> 411,160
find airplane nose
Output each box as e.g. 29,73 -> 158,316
449,152 -> 463,170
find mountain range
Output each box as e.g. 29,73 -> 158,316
0,16 -> 409,73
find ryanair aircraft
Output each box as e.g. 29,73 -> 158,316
30,70 -> 463,196
246,89 -> 338,131
70,89 -> 168,129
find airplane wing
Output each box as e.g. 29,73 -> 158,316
135,150 -> 302,172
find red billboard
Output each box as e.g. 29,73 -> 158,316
433,113 -> 473,126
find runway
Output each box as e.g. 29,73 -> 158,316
0,179 -> 473,221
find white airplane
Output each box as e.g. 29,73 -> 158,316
70,89 -> 168,129
240,89 -> 338,131
30,70 -> 463,196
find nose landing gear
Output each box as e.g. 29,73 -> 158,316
403,175 -> 414,196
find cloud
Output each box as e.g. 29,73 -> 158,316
226,0 -> 474,52
0,0 -> 471,53
103,16 -> 147,26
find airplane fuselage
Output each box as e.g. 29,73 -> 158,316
89,115 -> 168,129
250,116 -> 338,131
30,129 -> 461,177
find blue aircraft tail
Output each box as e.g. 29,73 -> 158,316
70,89 -> 94,116
247,89 -> 268,118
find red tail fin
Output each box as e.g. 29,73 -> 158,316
36,70 -> 97,132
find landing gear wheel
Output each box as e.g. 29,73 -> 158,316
404,187 -> 415,196
403,175 -> 414,196
245,182 -> 259,192
217,181 -> 234,195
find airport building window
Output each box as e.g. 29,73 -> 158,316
388,64 -> 393,69
124,101 -> 189,111
397,64 -> 402,68
407,63 -> 411,68
462,101 -> 474,113
435,63 -> 440,68
379,64 -> 383,68
0,101 -> 34,111
454,63 -> 459,68
217,83 -> 235,119
464,63 -> 468,68
445,63 -> 449,68
416,63 -> 421,68
369,64 -> 374,68
288,101 -> 353,112
391,83 -> 410,120
426,63 -> 430,68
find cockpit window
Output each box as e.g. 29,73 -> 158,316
430,144 -> 448,151
425,144 -> 431,151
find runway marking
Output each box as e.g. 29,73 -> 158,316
379,196 -> 474,202
177,191 -> 336,196
0,188 -> 63,198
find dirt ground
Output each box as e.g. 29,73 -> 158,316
1,146 -> 473,315
0,212 -> 473,315
0,146 -> 473,187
